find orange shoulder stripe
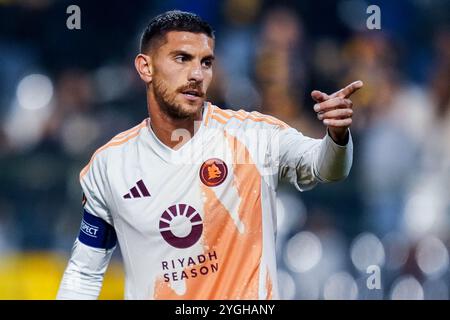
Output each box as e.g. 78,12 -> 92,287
112,121 -> 147,140
251,111 -> 290,129
204,102 -> 214,127
79,120 -> 147,180
211,114 -> 228,124
211,106 -> 290,128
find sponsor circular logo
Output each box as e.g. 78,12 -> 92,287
159,204 -> 203,249
199,158 -> 228,187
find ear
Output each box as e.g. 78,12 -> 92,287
134,53 -> 153,84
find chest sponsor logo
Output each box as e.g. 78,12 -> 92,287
162,251 -> 219,283
159,204 -> 203,249
199,158 -> 228,187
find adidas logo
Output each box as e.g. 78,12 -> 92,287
123,179 -> 151,199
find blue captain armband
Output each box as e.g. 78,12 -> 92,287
78,209 -> 117,250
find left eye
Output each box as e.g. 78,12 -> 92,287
202,60 -> 212,68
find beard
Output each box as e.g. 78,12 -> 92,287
152,77 -> 205,120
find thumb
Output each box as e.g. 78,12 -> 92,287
311,90 -> 330,103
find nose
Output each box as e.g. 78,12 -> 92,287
188,62 -> 204,83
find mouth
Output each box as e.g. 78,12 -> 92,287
181,89 -> 203,101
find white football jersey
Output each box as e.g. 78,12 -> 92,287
58,102 -> 353,300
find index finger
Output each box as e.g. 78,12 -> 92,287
332,80 -> 364,99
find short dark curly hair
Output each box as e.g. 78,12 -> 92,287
140,10 -> 215,53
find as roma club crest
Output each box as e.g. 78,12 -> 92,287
199,158 -> 228,187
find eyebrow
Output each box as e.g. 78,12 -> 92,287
203,54 -> 215,61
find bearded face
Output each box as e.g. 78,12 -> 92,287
148,31 -> 214,120
152,75 -> 206,119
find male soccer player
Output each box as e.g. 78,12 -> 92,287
57,10 -> 363,299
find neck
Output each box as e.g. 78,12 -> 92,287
147,92 -> 204,150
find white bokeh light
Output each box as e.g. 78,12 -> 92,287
390,276 -> 424,300
284,231 -> 322,273
16,74 -> 54,110
403,185 -> 446,238
416,236 -> 449,277
350,232 -> 385,272
323,272 -> 358,300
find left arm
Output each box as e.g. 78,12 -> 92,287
276,80 -> 363,191
276,126 -> 353,191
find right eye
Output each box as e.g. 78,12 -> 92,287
175,55 -> 188,63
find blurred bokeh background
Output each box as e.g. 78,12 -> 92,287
0,0 -> 449,300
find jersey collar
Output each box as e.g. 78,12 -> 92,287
143,102 -> 212,163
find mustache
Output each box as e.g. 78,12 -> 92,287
178,83 -> 205,97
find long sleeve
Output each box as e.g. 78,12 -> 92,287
274,126 -> 353,191
57,239 -> 115,300
57,149 -> 117,299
